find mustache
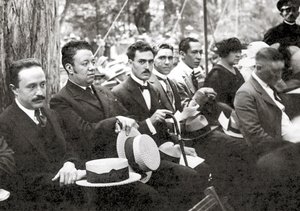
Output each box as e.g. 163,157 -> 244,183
142,69 -> 151,74
32,95 -> 45,102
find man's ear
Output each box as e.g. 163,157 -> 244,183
65,63 -> 74,74
179,51 -> 186,60
128,59 -> 133,66
9,84 -> 17,96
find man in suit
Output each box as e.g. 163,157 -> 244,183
50,40 -> 178,210
0,58 -> 86,210
263,0 -> 300,47
169,37 -> 204,102
235,47 -> 300,210
234,47 -> 295,155
112,41 -> 211,210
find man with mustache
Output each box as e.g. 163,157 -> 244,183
169,37 -> 204,105
112,41 -> 209,211
0,58 -> 86,209
263,0 -> 300,47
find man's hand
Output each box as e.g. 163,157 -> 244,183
149,109 -> 173,125
192,87 -> 217,107
116,116 -> 139,135
52,161 -> 78,186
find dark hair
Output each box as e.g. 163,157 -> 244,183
127,41 -> 154,60
10,58 -> 42,87
256,47 -> 284,63
179,37 -> 200,53
153,43 -> 174,56
61,40 -> 93,71
215,37 -> 243,58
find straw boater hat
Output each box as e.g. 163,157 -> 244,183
76,158 -> 141,187
116,128 -> 161,183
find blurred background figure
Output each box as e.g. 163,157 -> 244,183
238,41 -> 269,81
204,37 -> 245,108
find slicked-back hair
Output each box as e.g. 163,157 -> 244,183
215,37 -> 243,58
10,58 -> 42,88
153,43 -> 174,56
179,37 -> 200,53
256,47 -> 284,64
127,41 -> 155,60
61,40 -> 93,72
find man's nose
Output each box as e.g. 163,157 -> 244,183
36,86 -> 45,95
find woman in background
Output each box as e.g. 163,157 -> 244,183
204,37 -> 244,108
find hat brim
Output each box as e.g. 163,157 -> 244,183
116,128 -> 153,183
181,126 -> 219,141
76,172 -> 141,187
223,128 -> 243,139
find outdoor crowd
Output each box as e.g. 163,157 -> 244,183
1,0 -> 300,210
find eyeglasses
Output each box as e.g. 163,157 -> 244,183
281,6 -> 299,13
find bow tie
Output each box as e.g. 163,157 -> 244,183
139,84 -> 149,91
35,109 -> 47,127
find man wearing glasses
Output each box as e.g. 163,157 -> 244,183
263,0 -> 300,47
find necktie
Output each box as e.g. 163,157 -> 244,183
191,71 -> 199,90
163,78 -> 174,105
35,109 -> 47,127
270,86 -> 283,104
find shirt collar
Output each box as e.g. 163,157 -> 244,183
153,69 -> 167,80
15,98 -> 36,120
130,73 -> 148,86
284,20 -> 296,25
69,79 -> 91,90
252,72 -> 268,88
179,60 -> 194,75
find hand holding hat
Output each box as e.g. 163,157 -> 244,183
192,87 -> 217,108
115,116 -> 139,135
52,161 -> 78,186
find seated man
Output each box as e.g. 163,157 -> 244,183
234,47 -> 300,210
112,41 -> 254,210
50,40 -> 204,211
0,58 -> 85,210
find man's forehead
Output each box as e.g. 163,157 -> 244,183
134,50 -> 154,60
188,42 -> 202,50
73,49 -> 94,61
155,48 -> 173,57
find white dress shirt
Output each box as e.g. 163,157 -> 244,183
252,72 -> 292,137
15,99 -> 39,125
130,73 -> 156,135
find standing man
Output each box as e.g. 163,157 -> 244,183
0,58 -> 85,210
50,40 -> 172,210
263,0 -> 300,47
169,37 -> 204,102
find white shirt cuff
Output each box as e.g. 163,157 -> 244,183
146,118 -> 157,135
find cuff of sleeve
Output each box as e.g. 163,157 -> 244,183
146,118 -> 157,135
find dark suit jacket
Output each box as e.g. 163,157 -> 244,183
234,76 -> 289,155
0,102 -> 79,205
149,74 -> 182,112
50,80 -> 129,163
112,77 -> 171,146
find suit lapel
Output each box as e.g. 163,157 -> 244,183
92,85 -> 110,118
149,76 -> 174,112
250,77 -> 277,107
11,103 -> 49,161
183,74 -> 195,94
126,77 -> 150,111
66,81 -> 103,110
168,78 -> 182,111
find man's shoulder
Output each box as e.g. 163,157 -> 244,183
0,104 -> 16,121
111,78 -> 129,94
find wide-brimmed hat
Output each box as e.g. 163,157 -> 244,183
76,158 -> 141,187
218,111 -> 243,138
117,128 -> 160,183
180,114 -> 215,141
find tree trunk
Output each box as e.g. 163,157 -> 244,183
0,0 -> 60,112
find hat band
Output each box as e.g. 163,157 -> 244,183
228,119 -> 241,134
86,167 -> 129,183
183,124 -> 211,138
125,137 -> 147,176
